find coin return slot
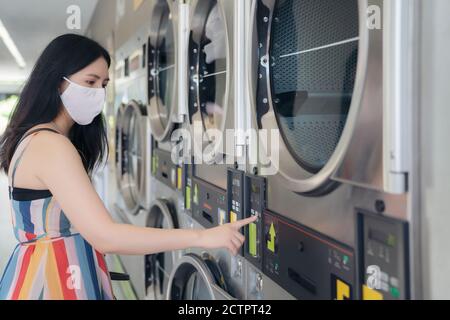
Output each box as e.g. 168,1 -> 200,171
161,161 -> 169,179
288,268 -> 316,295
202,211 -> 213,224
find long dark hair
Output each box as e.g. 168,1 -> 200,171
0,34 -> 111,175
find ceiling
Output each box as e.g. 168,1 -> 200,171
0,0 -> 98,94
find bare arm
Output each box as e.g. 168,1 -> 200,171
33,132 -> 254,255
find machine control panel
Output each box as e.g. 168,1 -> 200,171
244,174 -> 266,270
263,210 -> 356,300
152,148 -> 181,191
357,211 -> 410,300
191,178 -> 228,229
227,168 -> 245,255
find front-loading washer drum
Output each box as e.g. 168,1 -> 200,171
119,100 -> 148,214
188,0 -> 229,144
251,0 -> 371,195
148,0 -> 178,142
167,253 -> 233,300
145,199 -> 180,300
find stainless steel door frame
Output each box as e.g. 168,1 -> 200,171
115,103 -> 126,190
148,0 -> 188,142
120,100 -> 148,215
145,199 -> 183,299
186,0 -> 235,162
167,253 -> 235,300
248,0 -> 371,194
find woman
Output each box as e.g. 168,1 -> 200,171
0,34 -> 255,300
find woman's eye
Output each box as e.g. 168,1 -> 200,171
86,80 -> 95,86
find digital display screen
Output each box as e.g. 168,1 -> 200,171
369,229 -> 396,248
251,183 -> 260,194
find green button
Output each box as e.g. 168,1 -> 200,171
185,186 -> 191,210
343,255 -> 349,265
387,234 -> 396,247
390,286 -> 400,298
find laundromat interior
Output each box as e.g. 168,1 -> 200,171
0,0 -> 449,301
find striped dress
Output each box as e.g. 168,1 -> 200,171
0,128 -> 114,300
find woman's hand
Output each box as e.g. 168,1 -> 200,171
198,216 -> 258,256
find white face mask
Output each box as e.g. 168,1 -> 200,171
60,77 -> 106,125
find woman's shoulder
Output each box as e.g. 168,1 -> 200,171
28,127 -> 78,159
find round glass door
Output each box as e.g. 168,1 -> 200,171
120,102 -> 145,213
145,200 -> 178,300
148,0 -> 176,141
167,254 -> 229,300
189,0 -> 228,137
183,272 -> 213,299
268,0 -> 359,173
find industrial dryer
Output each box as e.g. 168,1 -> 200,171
108,26 -> 153,300
167,0 -> 249,301
145,0 -> 189,300
241,0 -> 420,300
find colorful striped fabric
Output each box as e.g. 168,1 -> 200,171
0,128 -> 114,300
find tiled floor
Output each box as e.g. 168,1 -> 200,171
0,173 -> 16,274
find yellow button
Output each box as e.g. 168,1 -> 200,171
336,279 -> 351,300
177,167 -> 182,190
230,211 -> 237,223
363,285 -> 384,300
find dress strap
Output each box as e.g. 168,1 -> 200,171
10,128 -> 60,189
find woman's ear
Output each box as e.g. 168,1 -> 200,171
59,78 -> 69,95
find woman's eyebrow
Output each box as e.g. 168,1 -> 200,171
87,73 -> 110,81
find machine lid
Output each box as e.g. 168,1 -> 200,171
254,0 -> 366,195
119,100 -> 147,214
146,199 -> 180,300
148,0 -> 177,142
188,0 -> 229,141
167,253 -> 232,300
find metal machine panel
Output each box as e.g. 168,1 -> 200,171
152,147 -> 181,191
190,177 -> 228,228
262,210 -> 356,300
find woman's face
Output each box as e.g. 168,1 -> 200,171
60,57 -> 110,93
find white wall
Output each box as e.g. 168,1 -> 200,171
420,0 -> 450,300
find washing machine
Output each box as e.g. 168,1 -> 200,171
183,0 -> 238,236
107,26 -> 153,300
241,0 -> 420,300
166,0 -> 251,301
145,0 -> 191,300
147,0 -> 187,196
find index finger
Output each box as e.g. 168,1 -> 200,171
232,216 -> 257,229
